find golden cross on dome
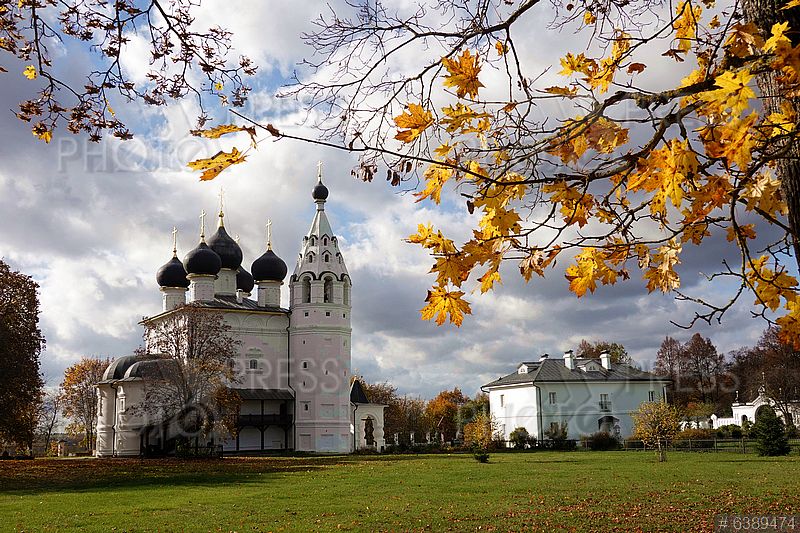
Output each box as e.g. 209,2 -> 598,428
317,160 -> 323,181
171,226 -> 178,257
199,210 -> 207,240
266,219 -> 273,250
217,187 -> 225,225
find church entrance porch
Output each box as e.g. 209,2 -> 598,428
227,388 -> 295,453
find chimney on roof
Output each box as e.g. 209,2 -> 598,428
539,353 -> 549,362
600,351 -> 611,370
564,350 -> 575,370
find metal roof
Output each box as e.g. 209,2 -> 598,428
483,358 -> 671,389
231,388 -> 294,401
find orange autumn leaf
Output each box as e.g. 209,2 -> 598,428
394,103 -> 434,143
187,148 -> 247,181
441,49 -> 485,99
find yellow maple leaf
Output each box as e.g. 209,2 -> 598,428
584,10 -> 597,24
23,64 -> 36,79
543,86 -> 579,97
725,223 -> 757,242
701,70 -> 756,116
432,255 -> 468,287
31,122 -> 51,143
394,103 -> 434,143
495,41 -> 508,56
723,23 -> 764,58
742,171 -> 788,218
187,148 -> 247,181
415,164 -> 454,204
478,268 -> 502,293
420,286 -> 472,326
747,255 -> 798,311
776,299 -> 800,350
558,52 -> 595,77
441,49 -> 484,99
643,239 -> 682,292
213,81 -> 224,91
763,21 -> 791,53
673,0 -> 702,52
783,0 -> 800,9
565,248 -> 618,297
407,223 -> 457,254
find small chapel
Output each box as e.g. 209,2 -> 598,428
96,168 -> 385,456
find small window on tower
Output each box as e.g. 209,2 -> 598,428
302,361 -> 308,369
310,236 -> 316,246
325,311 -> 330,317
304,403 -> 309,411
307,253 -> 314,263
323,236 -> 328,246
324,253 -> 329,262
249,359 -> 258,370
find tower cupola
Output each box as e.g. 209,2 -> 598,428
157,227 -> 189,311
185,211 -> 221,302
207,192 -> 243,270
236,266 -> 255,294
252,219 -> 286,307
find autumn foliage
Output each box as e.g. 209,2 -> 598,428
61,357 -> 109,452
0,259 -> 45,451
632,401 -> 682,462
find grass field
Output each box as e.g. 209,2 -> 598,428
1,451 -> 798,532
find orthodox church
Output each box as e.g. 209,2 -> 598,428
96,169 -> 385,456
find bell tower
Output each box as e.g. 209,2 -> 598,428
289,164 -> 352,453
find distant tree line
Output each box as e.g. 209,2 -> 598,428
656,328 -> 800,425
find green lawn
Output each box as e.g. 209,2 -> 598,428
1,451 -> 798,532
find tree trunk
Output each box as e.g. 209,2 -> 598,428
742,0 -> 800,265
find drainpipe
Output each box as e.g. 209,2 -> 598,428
536,385 -> 543,442
285,320 -> 296,451
110,382 -> 118,457
352,403 -> 358,452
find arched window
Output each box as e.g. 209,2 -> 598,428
306,252 -> 314,263
302,361 -> 308,369
323,253 -> 330,262
322,236 -> 329,246
249,359 -> 258,370
323,277 -> 333,303
302,277 -> 311,303
309,236 -> 316,246
343,281 -> 351,306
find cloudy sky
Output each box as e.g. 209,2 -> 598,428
0,0 -> 775,399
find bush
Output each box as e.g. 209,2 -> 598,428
675,428 -> 715,440
543,421 -> 575,451
715,424 -> 743,439
751,407 -> 790,456
509,427 -> 532,450
581,431 -> 620,451
673,428 -> 716,449
473,450 -> 490,463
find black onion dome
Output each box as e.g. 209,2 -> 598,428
236,266 -> 255,293
207,225 -> 243,269
312,181 -> 329,201
184,241 -> 222,276
156,256 -> 190,288
251,249 -> 288,282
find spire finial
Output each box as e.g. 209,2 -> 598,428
217,187 -> 225,227
199,210 -> 207,241
317,160 -> 323,182
266,219 -> 273,250
171,226 -> 178,257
